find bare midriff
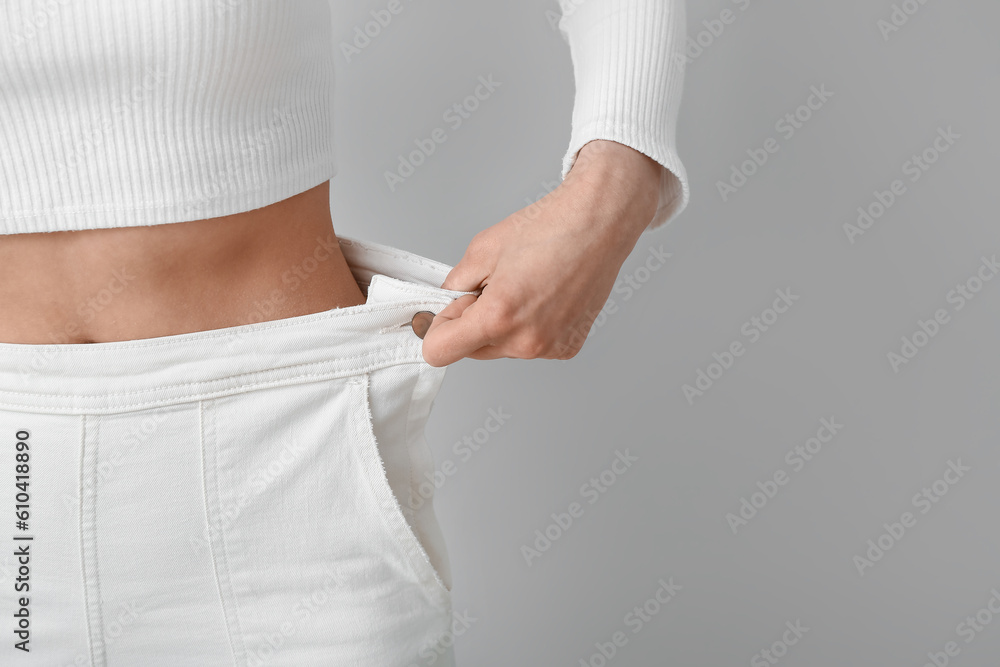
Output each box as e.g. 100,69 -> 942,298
0,182 -> 367,344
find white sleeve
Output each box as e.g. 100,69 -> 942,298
557,0 -> 690,232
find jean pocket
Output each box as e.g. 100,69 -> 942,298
348,371 -> 453,602
201,377 -> 454,662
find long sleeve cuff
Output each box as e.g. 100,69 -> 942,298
557,0 -> 690,231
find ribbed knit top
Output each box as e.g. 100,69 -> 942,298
0,0 -> 688,235
557,0 -> 689,231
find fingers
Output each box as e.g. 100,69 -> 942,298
421,294 -> 497,367
439,252 -> 487,293
456,343 -> 507,361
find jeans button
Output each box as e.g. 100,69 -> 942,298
410,311 -> 435,339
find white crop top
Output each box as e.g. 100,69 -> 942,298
0,0 -> 688,235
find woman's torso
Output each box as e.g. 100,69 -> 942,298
0,1 -> 362,344
0,183 -> 366,344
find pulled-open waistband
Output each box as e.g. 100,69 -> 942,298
0,236 -> 477,415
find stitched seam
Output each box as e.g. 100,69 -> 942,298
199,402 -> 240,664
79,415 -> 106,666
407,365 -> 452,595
0,345 -> 423,400
0,361 -> 430,414
200,400 -> 247,665
353,375 -> 449,604
78,415 -> 96,667
402,368 -> 421,521
90,418 -> 106,664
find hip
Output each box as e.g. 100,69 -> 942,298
0,236 -> 479,666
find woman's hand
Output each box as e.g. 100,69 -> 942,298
421,139 -> 664,366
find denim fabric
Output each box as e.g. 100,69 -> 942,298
0,236 -> 475,666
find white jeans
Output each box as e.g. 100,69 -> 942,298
0,236 -> 476,666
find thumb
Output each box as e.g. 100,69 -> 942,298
421,294 -> 486,367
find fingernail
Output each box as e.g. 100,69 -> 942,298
410,311 -> 435,339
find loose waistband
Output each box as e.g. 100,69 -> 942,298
0,236 -> 477,415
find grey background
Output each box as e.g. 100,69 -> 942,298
329,1 -> 1000,665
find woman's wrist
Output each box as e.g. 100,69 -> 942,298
565,139 -> 662,246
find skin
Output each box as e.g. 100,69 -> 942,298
0,182 -> 365,344
0,139 -> 663,365
422,139 -> 663,365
